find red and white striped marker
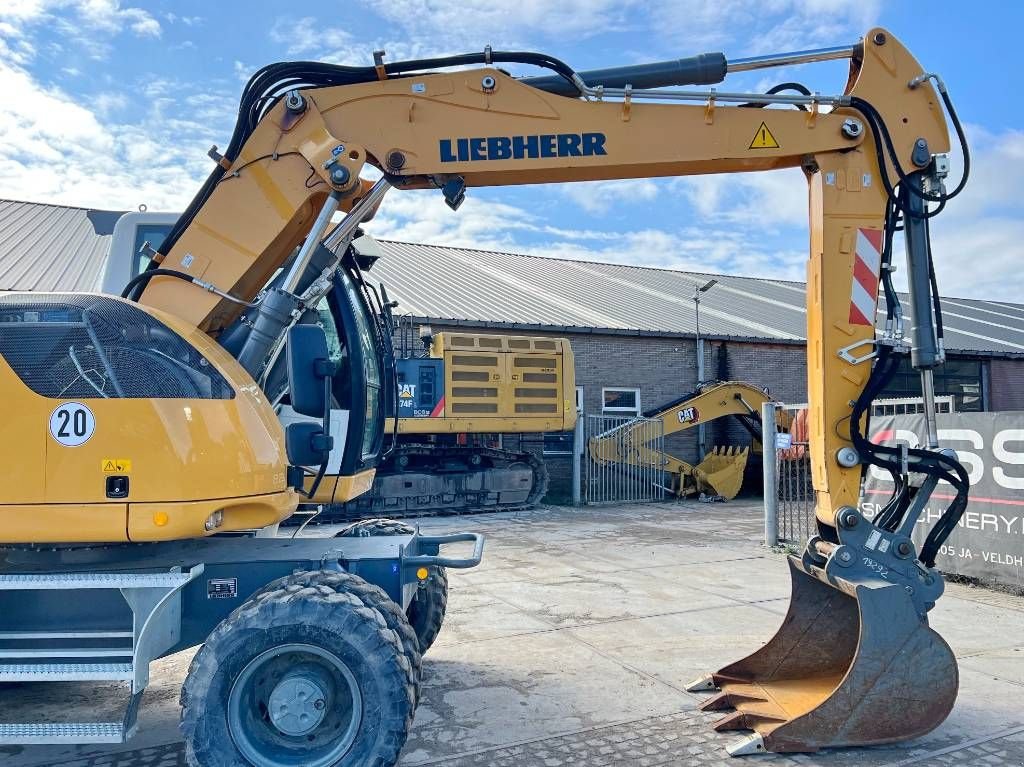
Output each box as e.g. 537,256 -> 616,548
849,227 -> 883,326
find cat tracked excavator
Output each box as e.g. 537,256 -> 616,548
588,380 -> 784,500
332,326 -> 575,519
0,24 -> 971,763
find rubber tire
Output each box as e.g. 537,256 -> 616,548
181,584 -> 415,767
248,570 -> 423,684
335,519 -> 415,538
407,566 -> 448,654
335,518 -> 448,654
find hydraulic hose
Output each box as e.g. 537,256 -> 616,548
157,50 -> 584,261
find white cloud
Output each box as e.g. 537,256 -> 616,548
267,15 -> 455,66
1,0 -> 162,64
559,179 -> 660,214
351,0 -> 879,60
649,0 -> 880,53
0,60 -> 220,211
270,16 -> 353,57
358,0 -> 641,47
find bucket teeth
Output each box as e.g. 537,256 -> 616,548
699,689 -> 765,712
684,674 -> 718,693
726,734 -> 766,756
711,708 -> 787,733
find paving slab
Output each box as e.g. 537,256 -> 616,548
2,500 -> 1023,767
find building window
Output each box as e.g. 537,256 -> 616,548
544,387 -> 584,456
602,387 -> 640,416
880,356 -> 984,412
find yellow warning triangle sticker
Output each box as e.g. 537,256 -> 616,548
102,460 -> 116,472
749,121 -> 780,149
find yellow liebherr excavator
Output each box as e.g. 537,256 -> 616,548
588,380 -> 782,500
0,25 -> 971,763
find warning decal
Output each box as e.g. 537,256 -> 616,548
102,459 -> 132,473
749,122 -> 780,149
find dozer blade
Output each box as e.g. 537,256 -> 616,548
693,446 -> 750,500
694,556 -> 958,753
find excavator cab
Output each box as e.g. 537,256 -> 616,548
267,246 -> 396,505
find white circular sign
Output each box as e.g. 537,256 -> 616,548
49,402 -> 96,447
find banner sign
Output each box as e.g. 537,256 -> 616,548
861,412 -> 1024,588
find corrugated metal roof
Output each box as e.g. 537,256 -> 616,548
0,199 -> 124,291
369,240 -> 1024,356
1,198 -> 1022,356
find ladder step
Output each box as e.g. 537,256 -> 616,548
0,631 -> 134,640
0,572 -> 193,590
0,648 -> 132,659
0,721 -> 126,744
0,662 -> 133,681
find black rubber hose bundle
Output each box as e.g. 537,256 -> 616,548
156,51 -> 582,263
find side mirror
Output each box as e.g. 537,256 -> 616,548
287,324 -> 331,417
285,422 -> 333,467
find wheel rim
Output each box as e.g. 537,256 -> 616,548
227,643 -> 363,767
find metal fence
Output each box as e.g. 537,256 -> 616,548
584,414 -> 667,505
764,395 -> 958,546
871,395 -> 955,417
775,404 -> 813,544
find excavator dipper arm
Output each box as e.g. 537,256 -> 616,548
131,28 -> 969,752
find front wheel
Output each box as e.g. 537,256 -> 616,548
181,586 -> 415,767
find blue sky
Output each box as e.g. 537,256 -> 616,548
1,1 -> 1021,300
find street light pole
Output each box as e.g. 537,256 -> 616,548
693,279 -> 718,461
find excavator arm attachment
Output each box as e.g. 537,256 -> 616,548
588,381 -> 779,499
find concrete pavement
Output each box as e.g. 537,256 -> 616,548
3,501 -> 1024,766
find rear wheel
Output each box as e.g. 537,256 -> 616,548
336,519 -> 450,653
407,566 -> 448,654
181,585 -> 415,767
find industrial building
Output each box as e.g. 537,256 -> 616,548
3,197 -> 1024,502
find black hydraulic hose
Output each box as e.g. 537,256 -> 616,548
739,82 -> 812,110
848,344 -> 970,565
850,87 -> 970,217
120,268 -> 196,302
923,212 -> 945,342
157,50 -> 584,261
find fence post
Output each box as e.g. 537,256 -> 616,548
572,412 -> 584,506
762,401 -> 779,547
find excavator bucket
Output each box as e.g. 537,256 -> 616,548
690,555 -> 958,754
692,446 -> 750,500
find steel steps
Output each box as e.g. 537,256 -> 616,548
0,571 -> 196,589
0,722 -> 127,744
0,662 -> 134,682
0,565 -> 203,745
